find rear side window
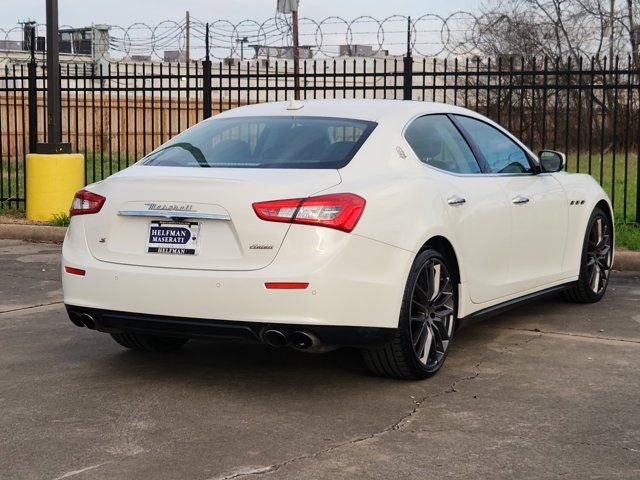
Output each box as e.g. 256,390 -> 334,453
404,115 -> 481,174
142,116 -> 376,169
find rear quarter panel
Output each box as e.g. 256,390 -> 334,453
553,171 -> 614,277
335,130 -> 459,277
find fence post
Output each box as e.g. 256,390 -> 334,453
202,23 -> 212,119
403,16 -> 413,100
27,25 -> 38,153
636,84 -> 640,223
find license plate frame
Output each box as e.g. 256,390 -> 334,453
147,220 -> 200,255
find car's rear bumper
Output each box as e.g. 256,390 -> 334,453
62,222 -> 414,329
65,305 -> 396,348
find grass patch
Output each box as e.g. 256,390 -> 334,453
615,222 -> 640,250
0,200 -> 24,218
566,152 -> 638,223
84,153 -> 135,184
51,212 -> 71,227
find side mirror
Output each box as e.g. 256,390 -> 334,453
538,150 -> 566,173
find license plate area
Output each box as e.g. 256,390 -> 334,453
147,220 -> 200,255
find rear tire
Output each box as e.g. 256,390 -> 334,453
562,207 -> 613,304
362,249 -> 457,380
110,331 -> 189,352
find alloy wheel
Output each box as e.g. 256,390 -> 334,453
586,216 -> 612,295
409,258 -> 455,372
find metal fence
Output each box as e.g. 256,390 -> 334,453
1,54 -> 639,222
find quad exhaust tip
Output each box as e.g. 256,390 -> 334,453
262,329 -> 320,350
68,311 -> 84,327
262,329 -> 287,347
79,313 -> 96,329
290,331 -> 317,350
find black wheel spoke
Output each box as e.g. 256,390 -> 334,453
434,304 -> 454,318
432,317 -> 450,342
411,299 -> 426,313
413,322 -> 427,349
431,322 -> 445,354
425,260 -> 436,300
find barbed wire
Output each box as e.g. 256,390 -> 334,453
0,11 -> 631,63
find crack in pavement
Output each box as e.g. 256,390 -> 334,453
491,325 -> 640,345
211,392 -> 449,480
212,371 -> 484,480
0,301 -> 63,315
213,332 -> 547,479
213,332 -> 549,479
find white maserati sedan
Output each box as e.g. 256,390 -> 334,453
62,100 -> 613,379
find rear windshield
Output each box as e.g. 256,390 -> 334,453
141,116 -> 377,169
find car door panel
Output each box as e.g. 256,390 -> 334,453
493,174 -> 568,290
435,174 -> 513,303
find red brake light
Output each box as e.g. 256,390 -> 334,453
253,193 -> 365,233
70,189 -> 106,217
252,198 -> 302,223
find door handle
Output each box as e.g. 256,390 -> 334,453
512,195 -> 530,205
447,195 -> 466,206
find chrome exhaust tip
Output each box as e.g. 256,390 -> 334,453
262,329 -> 287,347
68,311 -> 84,327
290,331 -> 317,350
79,313 -> 96,330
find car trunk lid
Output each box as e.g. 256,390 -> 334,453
83,166 -> 341,271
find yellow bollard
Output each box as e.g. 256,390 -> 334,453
25,153 -> 85,221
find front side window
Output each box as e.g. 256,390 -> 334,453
142,116 -> 376,169
454,116 -> 533,174
404,115 -> 481,174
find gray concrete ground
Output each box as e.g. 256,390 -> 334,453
1,239 -> 639,480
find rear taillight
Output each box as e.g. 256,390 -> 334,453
70,189 -> 105,217
253,193 -> 365,233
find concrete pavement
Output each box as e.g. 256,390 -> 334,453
1,239 -> 639,479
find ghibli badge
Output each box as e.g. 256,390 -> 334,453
249,244 -> 274,250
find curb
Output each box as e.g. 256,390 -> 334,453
0,222 -> 639,271
614,250 -> 640,273
0,223 -> 66,243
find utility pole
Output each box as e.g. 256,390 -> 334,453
185,10 -> 190,63
403,16 -> 413,101
236,36 -> 248,61
43,0 -> 67,151
277,0 -> 300,100
292,7 -> 300,100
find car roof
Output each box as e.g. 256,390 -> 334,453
213,99 -> 482,124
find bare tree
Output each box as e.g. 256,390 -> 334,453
465,0 -> 637,61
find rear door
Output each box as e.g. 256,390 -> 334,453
453,115 -> 568,292
404,115 -> 512,303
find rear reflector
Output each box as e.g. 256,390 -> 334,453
64,266 -> 86,276
264,282 -> 309,290
70,189 -> 106,217
253,193 -> 365,232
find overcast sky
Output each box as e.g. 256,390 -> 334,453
5,0 -> 483,27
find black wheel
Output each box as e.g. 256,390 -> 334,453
563,207 -> 613,303
110,331 -> 189,352
362,249 -> 457,380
